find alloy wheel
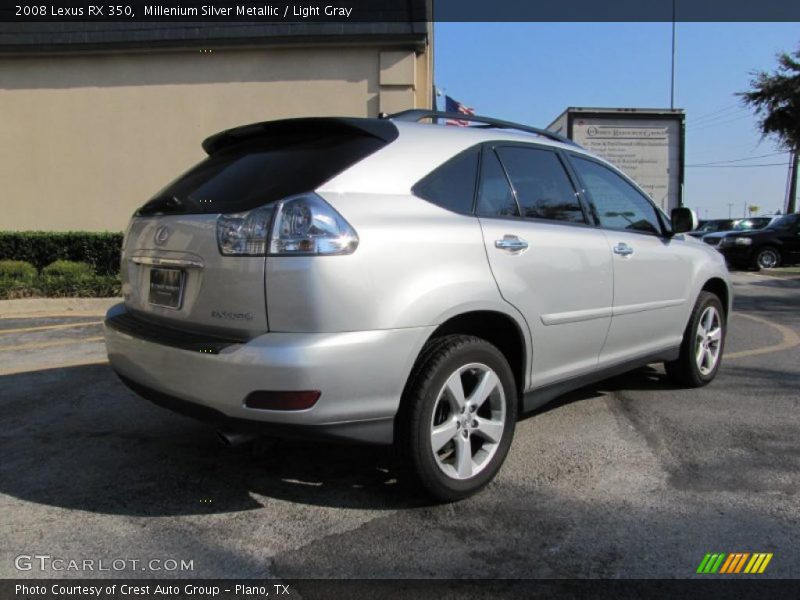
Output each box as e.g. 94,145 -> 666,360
757,249 -> 779,269
695,306 -> 722,376
430,363 -> 506,480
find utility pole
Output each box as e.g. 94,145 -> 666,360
743,201 -> 747,218
727,203 -> 734,218
670,0 -> 676,109
786,148 -> 798,214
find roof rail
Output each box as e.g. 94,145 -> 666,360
384,109 -> 581,147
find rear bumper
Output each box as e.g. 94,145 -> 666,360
104,304 -> 433,444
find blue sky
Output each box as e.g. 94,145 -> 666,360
434,22 -> 799,218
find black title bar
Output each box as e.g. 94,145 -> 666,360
1,0 -> 800,22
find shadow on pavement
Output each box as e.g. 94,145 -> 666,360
0,360 -> 691,517
0,364 -> 424,516
3,360 -> 800,578
2,356 -> 795,519
524,364 -> 679,421
733,275 -> 800,315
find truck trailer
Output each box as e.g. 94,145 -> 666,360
548,107 -> 685,214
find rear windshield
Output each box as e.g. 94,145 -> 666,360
697,220 -> 734,233
137,132 -> 388,216
767,214 -> 799,229
732,218 -> 770,231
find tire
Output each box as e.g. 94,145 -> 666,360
664,291 -> 726,387
396,335 -> 518,502
753,246 -> 781,270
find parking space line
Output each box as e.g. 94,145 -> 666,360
0,336 -> 104,352
0,311 -> 109,319
0,358 -> 109,377
0,321 -> 102,335
727,312 -> 800,359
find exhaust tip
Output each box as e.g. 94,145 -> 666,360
216,431 -> 257,448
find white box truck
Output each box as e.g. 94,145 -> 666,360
548,107 -> 685,213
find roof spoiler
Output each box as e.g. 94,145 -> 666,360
202,117 -> 399,155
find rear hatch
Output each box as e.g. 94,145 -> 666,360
121,117 -> 398,340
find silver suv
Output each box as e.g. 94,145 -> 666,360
104,111 -> 731,501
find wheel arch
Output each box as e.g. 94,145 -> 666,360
700,277 -> 731,319
420,310 -> 529,408
753,244 -> 782,268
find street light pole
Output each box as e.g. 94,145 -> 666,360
670,0 -> 676,109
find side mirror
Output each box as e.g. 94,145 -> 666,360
671,207 -> 698,234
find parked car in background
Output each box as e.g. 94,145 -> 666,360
689,219 -> 736,238
718,213 -> 800,269
701,217 -> 774,248
104,111 -> 732,501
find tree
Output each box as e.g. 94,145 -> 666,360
739,46 -> 800,213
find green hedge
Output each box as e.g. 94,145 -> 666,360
35,274 -> 121,298
0,260 -> 38,282
0,231 -> 123,275
0,259 -> 121,300
41,260 -> 95,278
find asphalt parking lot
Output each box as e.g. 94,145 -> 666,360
1,271 -> 799,581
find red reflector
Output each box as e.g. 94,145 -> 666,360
245,390 -> 320,411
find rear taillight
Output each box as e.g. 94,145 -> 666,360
216,193 -> 358,257
270,194 -> 359,255
216,205 -> 274,256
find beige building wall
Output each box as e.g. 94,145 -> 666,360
0,44 -> 431,231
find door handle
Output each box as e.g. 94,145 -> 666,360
495,235 -> 529,253
613,242 -> 634,257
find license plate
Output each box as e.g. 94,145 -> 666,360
149,268 -> 185,309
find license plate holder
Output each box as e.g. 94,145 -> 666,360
148,268 -> 185,310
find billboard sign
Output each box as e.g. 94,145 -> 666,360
570,117 -> 682,212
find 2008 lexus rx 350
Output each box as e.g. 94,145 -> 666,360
104,111 -> 731,501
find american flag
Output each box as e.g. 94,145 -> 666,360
445,95 -> 475,126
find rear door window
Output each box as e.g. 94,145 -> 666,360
495,146 -> 586,224
476,149 -> 520,218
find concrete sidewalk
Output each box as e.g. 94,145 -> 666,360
0,297 -> 119,318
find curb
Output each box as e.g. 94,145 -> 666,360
0,297 -> 120,318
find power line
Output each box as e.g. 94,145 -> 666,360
686,152 -> 787,166
688,107 -> 750,128
687,113 -> 753,132
689,106 -> 748,126
689,102 -> 740,122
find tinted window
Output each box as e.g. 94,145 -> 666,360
768,214 -> 800,229
413,147 -> 480,214
476,149 -> 519,218
732,218 -> 770,231
697,219 -> 734,233
495,146 -> 585,223
138,133 -> 387,216
571,157 -> 662,235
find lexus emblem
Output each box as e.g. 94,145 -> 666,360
154,226 -> 171,246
